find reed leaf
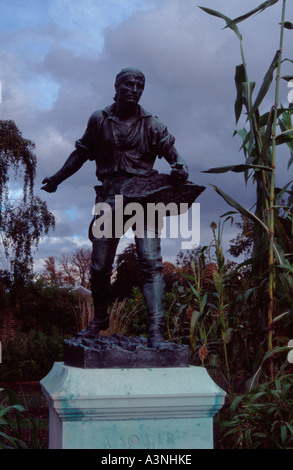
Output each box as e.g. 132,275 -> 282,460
209,184 -> 270,234
241,81 -> 256,113
198,6 -> 242,40
259,107 -> 292,127
275,129 -> 293,144
202,164 -> 272,174
223,327 -> 234,344
283,21 -> 293,29
275,180 -> 293,203
235,64 -> 246,123
279,106 -> 293,130
246,346 -> 290,392
276,128 -> 293,137
278,110 -> 293,167
258,107 -> 275,163
208,185 -> 292,273
272,240 -> 293,298
190,310 -> 202,352
281,75 -> 293,81
248,50 -> 280,119
272,309 -> 293,323
225,0 -> 280,28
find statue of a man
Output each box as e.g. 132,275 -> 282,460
42,67 -> 189,348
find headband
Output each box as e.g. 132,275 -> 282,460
115,68 -> 145,87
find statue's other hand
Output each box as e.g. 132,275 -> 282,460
170,163 -> 189,186
41,176 -> 58,193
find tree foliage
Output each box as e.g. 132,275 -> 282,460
40,248 -> 92,288
228,216 -> 254,259
0,120 -> 55,279
111,243 -> 142,301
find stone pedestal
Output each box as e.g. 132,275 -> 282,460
41,362 -> 226,449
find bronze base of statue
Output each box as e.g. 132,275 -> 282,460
63,334 -> 190,369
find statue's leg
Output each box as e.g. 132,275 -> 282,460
135,234 -> 166,348
77,238 -> 119,338
91,238 -> 119,325
79,182 -> 120,338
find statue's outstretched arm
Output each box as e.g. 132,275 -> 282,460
41,150 -> 87,193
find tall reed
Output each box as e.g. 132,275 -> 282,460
200,0 -> 293,375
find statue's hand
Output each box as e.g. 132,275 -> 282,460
170,162 -> 189,185
41,176 -> 58,193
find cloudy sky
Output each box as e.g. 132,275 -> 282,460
1,0 -> 292,272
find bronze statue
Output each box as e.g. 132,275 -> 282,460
42,67 -> 190,349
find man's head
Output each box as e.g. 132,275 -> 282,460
114,67 -> 145,105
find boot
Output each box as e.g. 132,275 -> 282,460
135,235 -> 166,348
83,238 -> 118,338
143,272 -> 166,349
76,264 -> 112,339
76,303 -> 109,339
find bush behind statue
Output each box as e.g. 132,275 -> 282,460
16,280 -> 81,336
0,327 -> 64,382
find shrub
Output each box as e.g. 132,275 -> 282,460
16,279 -> 79,336
0,327 -> 64,382
0,387 -> 41,449
216,372 -> 293,449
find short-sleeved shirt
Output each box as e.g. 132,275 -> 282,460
75,103 -> 175,182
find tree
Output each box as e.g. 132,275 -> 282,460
228,216 -> 254,259
0,120 -> 55,280
41,256 -> 64,286
111,243 -> 142,300
62,248 -> 91,288
41,248 -> 92,288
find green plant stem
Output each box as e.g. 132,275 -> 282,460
240,40 -> 248,82
268,0 -> 286,359
214,223 -> 232,392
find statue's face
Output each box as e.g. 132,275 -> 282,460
116,74 -> 145,105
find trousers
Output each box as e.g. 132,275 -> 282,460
88,176 -> 166,337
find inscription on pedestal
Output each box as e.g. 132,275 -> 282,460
104,432 -> 176,449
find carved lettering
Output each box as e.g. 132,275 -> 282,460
104,435 -> 112,449
104,432 -> 177,449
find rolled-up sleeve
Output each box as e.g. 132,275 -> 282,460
149,117 -> 175,159
75,113 -> 97,161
